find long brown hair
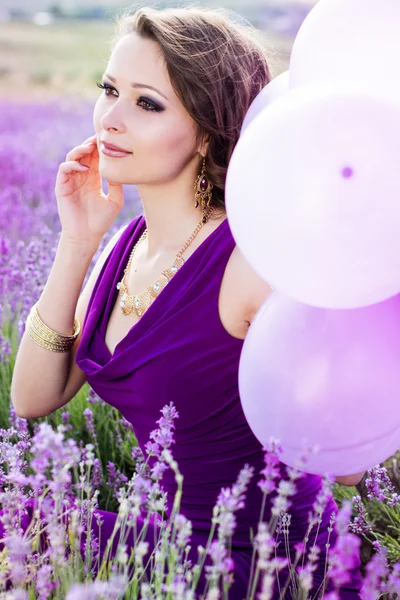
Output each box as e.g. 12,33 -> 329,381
115,5 -> 273,209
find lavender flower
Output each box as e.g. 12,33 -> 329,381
145,402 -> 179,459
360,548 -> 389,600
106,461 -> 128,496
258,439 -> 283,497
216,464 -> 254,543
174,514 -> 192,549
65,574 -> 127,600
365,466 -> 396,503
90,458 -> 103,489
254,522 -> 276,570
87,388 -> 105,406
349,495 -> 372,536
83,408 -> 98,447
327,502 -> 361,589
0,331 -> 12,363
36,564 -> 59,599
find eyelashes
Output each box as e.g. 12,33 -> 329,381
96,82 -> 164,113
96,82 -> 115,94
138,97 -> 164,113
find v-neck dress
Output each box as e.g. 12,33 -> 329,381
74,215 -> 362,598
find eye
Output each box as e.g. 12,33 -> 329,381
137,97 -> 164,113
96,82 -> 118,97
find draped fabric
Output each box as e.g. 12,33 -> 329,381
75,216 -> 362,598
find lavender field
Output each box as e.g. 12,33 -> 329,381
0,16 -> 400,600
0,97 -> 141,496
0,99 -> 400,600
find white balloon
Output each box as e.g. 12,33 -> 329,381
239,293 -> 400,475
226,82 -> 400,309
290,0 -> 400,101
241,71 -> 290,135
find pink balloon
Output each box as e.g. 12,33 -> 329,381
226,84 -> 400,309
239,292 -> 400,476
290,0 -> 400,100
241,71 -> 289,135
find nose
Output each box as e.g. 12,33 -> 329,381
99,103 -> 127,134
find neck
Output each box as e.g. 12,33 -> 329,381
136,179 -> 223,259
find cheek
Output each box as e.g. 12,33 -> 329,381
93,97 -> 106,133
135,117 -> 197,160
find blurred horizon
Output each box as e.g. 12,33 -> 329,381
0,0 -> 317,100
1,0 -> 317,11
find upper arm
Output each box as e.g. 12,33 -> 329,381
60,223 -> 129,407
233,248 -> 272,325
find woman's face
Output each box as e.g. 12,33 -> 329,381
93,32 -> 202,185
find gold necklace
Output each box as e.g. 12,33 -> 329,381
116,207 -> 215,318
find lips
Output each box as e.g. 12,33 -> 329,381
101,141 -> 132,158
102,141 -> 131,153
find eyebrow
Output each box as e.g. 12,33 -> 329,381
103,73 -> 168,101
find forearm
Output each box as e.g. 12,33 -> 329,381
11,234 -> 99,418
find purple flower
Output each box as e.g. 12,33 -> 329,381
255,522 -> 276,569
174,514 -> 192,548
8,406 -> 29,439
327,502 -> 361,589
214,464 -> 254,550
257,439 -> 283,498
65,574 -> 127,600
90,458 -> 103,489
0,331 -> 12,363
360,549 -> 389,600
217,465 -> 254,515
151,461 -> 168,481
145,402 -> 179,459
120,417 -> 134,432
387,562 -> 400,596
207,540 -> 235,577
349,495 -> 372,536
106,461 -> 128,496
131,446 -> 144,460
365,466 -> 395,503
83,408 -> 97,442
36,564 -> 59,600
87,388 -> 105,405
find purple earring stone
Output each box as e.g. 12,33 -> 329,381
200,177 -> 208,191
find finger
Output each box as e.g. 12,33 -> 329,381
59,161 -> 90,174
66,144 -> 96,162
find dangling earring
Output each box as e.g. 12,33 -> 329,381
194,157 -> 214,222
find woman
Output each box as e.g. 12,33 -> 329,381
11,6 -> 363,598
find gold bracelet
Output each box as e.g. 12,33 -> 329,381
26,304 -> 80,353
26,306 -> 80,353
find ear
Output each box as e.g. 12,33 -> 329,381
197,132 -> 210,158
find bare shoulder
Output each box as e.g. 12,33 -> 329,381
219,246 -> 272,339
229,246 -> 272,322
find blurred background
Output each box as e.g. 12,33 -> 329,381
0,0 -> 317,100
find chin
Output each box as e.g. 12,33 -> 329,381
99,164 -> 127,185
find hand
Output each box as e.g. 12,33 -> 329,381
334,472 -> 366,486
55,134 -> 124,247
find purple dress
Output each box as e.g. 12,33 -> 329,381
75,215 -> 362,598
